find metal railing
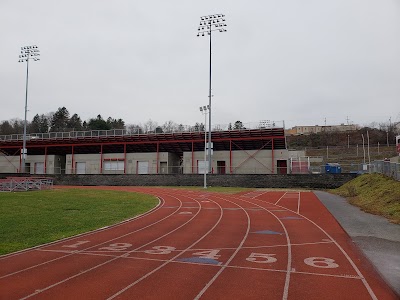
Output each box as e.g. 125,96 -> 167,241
307,160 -> 400,181
0,120 -> 285,142
0,177 -> 54,192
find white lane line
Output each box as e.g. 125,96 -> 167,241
50,250 -> 362,280
37,239 -> 334,255
250,192 -> 378,300
297,192 -> 301,214
232,196 -> 293,300
0,196 -> 183,279
0,195 -> 164,261
193,195 -> 251,300
20,194 -> 203,300
275,192 -> 288,205
107,195 -> 225,300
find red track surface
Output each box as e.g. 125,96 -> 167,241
0,187 -> 397,300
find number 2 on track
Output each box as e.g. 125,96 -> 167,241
99,243 -> 132,251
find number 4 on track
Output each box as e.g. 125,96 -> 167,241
192,250 -> 221,260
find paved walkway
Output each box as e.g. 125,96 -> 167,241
315,191 -> 400,296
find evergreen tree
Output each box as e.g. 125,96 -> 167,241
234,120 -> 244,130
87,115 -> 110,130
68,113 -> 83,131
50,107 -> 70,132
30,114 -> 49,133
106,117 -> 125,130
0,120 -> 14,135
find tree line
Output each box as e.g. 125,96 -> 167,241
0,107 -> 247,135
0,107 -> 124,135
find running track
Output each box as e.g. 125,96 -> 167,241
0,187 -> 397,300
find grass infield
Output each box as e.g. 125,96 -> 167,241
0,188 -> 158,255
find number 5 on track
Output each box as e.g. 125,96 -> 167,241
246,253 -> 277,263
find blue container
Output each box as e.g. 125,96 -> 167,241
325,163 -> 341,174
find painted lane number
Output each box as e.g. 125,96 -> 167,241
99,243 -> 132,251
144,246 -> 176,254
246,253 -> 277,263
90,243 -> 341,270
62,240 -> 90,248
304,257 -> 339,269
192,249 -> 221,260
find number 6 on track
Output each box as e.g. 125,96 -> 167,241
304,257 -> 339,268
246,253 -> 277,263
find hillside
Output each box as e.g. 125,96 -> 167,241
331,174 -> 400,224
287,129 -> 398,172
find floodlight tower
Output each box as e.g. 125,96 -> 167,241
199,105 -> 209,188
18,45 -> 40,173
197,14 -> 227,174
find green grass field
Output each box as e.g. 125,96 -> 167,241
0,188 -> 158,255
331,173 -> 400,224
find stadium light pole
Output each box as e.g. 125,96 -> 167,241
199,105 -> 209,189
197,14 -> 227,174
18,45 -> 40,173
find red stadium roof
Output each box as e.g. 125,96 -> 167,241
0,128 -> 286,156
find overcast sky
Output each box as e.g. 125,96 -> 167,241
1,0 -> 399,129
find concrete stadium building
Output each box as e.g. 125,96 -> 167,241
0,126 -> 290,175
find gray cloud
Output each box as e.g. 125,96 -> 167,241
1,0 -> 399,129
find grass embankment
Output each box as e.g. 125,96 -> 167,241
332,174 -> 400,224
0,189 -> 158,255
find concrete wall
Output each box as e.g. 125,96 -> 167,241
0,155 -> 63,174
52,173 -> 357,189
0,156 -> 20,173
183,150 -> 289,174
66,152 -> 180,174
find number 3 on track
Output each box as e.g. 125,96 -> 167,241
144,246 -> 176,254
304,257 -> 339,268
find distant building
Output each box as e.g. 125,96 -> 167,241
286,124 -> 358,136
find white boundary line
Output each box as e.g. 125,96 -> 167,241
42,249 -> 362,280
0,190 -> 162,260
247,191 -> 378,300
37,239 -> 334,255
0,194 -> 180,279
297,192 -> 301,214
107,193 -> 225,299
232,194 -> 293,300
193,194 -> 251,300
20,192 -> 205,299
275,192 -> 288,205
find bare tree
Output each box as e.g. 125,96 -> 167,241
162,120 -> 179,133
127,124 -> 143,134
142,119 -> 158,133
